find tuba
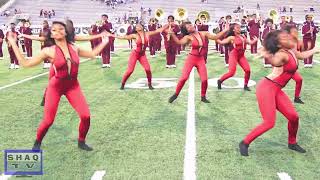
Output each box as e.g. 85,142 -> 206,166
155,8 -> 165,21
174,8 -> 188,21
268,9 -> 279,24
116,25 -> 128,36
197,11 -> 210,24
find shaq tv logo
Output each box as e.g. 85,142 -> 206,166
4,150 -> 43,175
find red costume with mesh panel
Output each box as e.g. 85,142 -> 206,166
244,50 -> 299,145
36,44 -> 91,142
175,32 -> 208,97
121,33 -> 152,86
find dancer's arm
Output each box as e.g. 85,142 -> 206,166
78,36 -> 109,58
74,31 -> 109,41
20,34 -> 45,41
146,24 -> 169,36
294,47 -> 320,59
247,36 -> 258,45
109,33 -> 136,40
216,36 -> 234,45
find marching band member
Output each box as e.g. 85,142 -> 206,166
98,14 -> 113,68
162,15 -> 180,68
261,18 -> 275,67
218,17 -> 225,56
89,24 -> 101,50
224,15 -> 233,66
248,14 -> 260,54
40,20 -> 51,69
0,27 -> 4,60
148,18 -> 157,57
126,20 -> 135,49
279,15 -> 287,30
6,23 -> 20,69
24,21 -> 33,58
302,14 -> 318,67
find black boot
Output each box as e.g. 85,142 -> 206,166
294,97 -> 304,104
32,140 -> 41,150
120,84 -> 125,90
201,96 -> 210,103
40,96 -> 45,106
217,80 -> 222,90
288,143 -> 306,153
78,141 -> 93,151
239,141 -> 249,156
169,94 -> 178,103
244,85 -> 251,91
148,84 -> 154,90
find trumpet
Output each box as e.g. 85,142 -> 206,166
268,9 -> 279,24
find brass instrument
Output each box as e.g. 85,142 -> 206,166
197,11 -> 210,24
174,8 -> 188,21
155,8 -> 165,21
268,9 -> 279,24
116,25 -> 128,36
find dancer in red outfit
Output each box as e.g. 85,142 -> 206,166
217,23 -> 258,91
239,30 -> 320,156
7,21 -> 110,151
110,23 -> 168,90
284,25 -> 305,104
168,21 -> 229,103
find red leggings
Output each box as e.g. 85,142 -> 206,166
292,71 -> 303,98
37,77 -> 91,142
122,51 -> 152,85
244,78 -> 299,145
175,54 -> 208,97
219,51 -> 250,86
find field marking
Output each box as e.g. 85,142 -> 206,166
277,172 -> 292,180
183,68 -> 196,180
313,60 -> 320,64
0,174 -> 12,180
90,170 -> 106,180
0,59 -> 90,91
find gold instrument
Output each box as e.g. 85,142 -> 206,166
155,8 -> 165,21
174,8 -> 188,21
268,9 -> 279,24
197,11 -> 210,23
96,20 -> 103,26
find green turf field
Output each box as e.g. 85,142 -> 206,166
0,40 -> 320,180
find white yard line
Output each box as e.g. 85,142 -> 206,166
183,68 -> 196,180
0,174 -> 12,180
90,170 -> 106,180
0,59 -> 90,91
313,60 -> 320,64
277,172 -> 292,180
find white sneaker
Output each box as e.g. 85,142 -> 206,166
95,56 -> 102,59
165,65 -> 170,68
14,64 -> 20,69
171,65 -> 177,68
26,57 -> 32,60
309,64 -> 313,68
106,64 -> 111,68
176,54 -> 181,57
102,64 -> 108,68
111,51 -> 115,54
151,55 -> 155,58
0,57 -> 4,60
225,64 -> 229,67
304,64 -> 309,68
9,64 -> 15,69
220,54 -> 225,57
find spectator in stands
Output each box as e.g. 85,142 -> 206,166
40,9 -> 43,17
52,10 -> 55,16
310,6 -> 315,12
282,6 -> 287,12
148,8 -> 152,16
257,3 -> 260,10
289,5 -> 293,12
288,16 -> 297,28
